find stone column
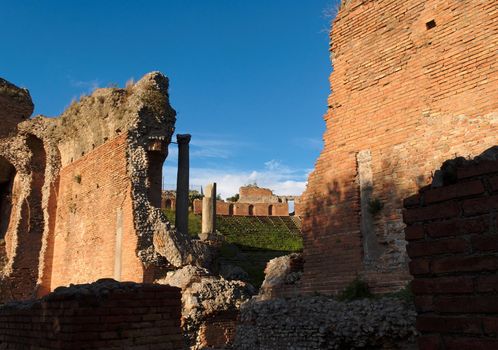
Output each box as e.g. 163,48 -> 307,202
175,134 -> 191,236
200,183 -> 216,240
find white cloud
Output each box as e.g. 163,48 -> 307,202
162,159 -> 307,199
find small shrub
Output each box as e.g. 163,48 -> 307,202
385,283 -> 414,303
368,197 -> 384,215
337,277 -> 372,301
74,174 -> 82,184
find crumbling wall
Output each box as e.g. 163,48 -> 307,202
0,73 -> 203,302
233,296 -> 418,350
50,134 -> 143,290
301,0 -> 498,295
0,279 -> 184,349
193,199 -> 289,217
404,148 -> 498,349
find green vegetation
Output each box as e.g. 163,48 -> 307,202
368,197 -> 384,215
226,193 -> 239,202
217,216 -> 302,251
337,277 -> 372,301
336,278 -> 414,303
162,208 -> 201,236
161,209 -> 303,287
384,282 -> 414,303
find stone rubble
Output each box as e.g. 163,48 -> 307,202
233,296 -> 418,350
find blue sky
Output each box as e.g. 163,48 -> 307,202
1,0 -> 339,198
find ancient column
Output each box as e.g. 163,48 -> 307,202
175,134 -> 191,236
200,183 -> 216,240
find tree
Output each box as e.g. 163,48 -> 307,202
226,193 -> 239,202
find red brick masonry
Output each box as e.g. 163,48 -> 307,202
0,279 -> 184,349
404,156 -> 498,350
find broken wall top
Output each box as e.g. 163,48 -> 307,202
0,78 -> 34,138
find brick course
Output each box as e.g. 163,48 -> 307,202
0,280 -> 184,349
301,0 -> 498,294
404,155 -> 498,349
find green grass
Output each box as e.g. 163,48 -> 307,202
161,209 -> 303,288
216,216 -> 303,252
162,209 -> 201,236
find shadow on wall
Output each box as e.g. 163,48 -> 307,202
301,161 -> 427,294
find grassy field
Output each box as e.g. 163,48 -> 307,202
161,209 -> 303,287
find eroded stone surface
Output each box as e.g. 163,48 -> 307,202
0,73 -> 200,301
234,296 -> 418,350
156,264 -> 255,349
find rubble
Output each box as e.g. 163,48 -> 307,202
234,296 -> 418,350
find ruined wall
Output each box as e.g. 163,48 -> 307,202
0,78 -> 33,138
0,73 -> 185,302
301,0 -> 498,294
0,280 -> 183,349
193,199 -> 289,217
49,134 -> 142,290
404,151 -> 498,349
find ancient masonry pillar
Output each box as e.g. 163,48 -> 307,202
200,183 -> 216,240
357,150 -> 381,263
175,134 -> 191,236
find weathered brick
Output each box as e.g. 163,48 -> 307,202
403,202 -> 460,224
406,238 -> 469,258
435,296 -> 498,314
489,176 -> 498,193
476,275 -> 498,293
426,216 -> 489,238
409,258 -> 431,275
414,296 -> 434,313
432,255 -> 498,274
471,235 -> 498,252
425,180 -> 485,204
458,161 -> 498,180
417,315 -> 482,334
418,334 -> 442,350
462,195 -> 498,216
443,337 -> 498,350
411,276 -> 474,295
404,225 -> 425,241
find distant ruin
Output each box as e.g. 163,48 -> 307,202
301,0 -> 498,295
193,185 -> 302,217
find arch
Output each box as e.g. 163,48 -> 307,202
165,198 -> 172,209
248,204 -> 254,216
0,156 -> 16,240
268,205 -> 273,216
228,203 -> 234,216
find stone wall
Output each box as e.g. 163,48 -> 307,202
301,0 -> 498,295
404,151 -> 498,349
0,279 -> 184,349
193,199 -> 289,217
233,296 -> 417,350
0,73 -> 196,302
49,133 -> 142,290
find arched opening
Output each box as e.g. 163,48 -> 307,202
6,135 -> 47,300
0,156 -> 16,240
146,145 -> 167,209
288,200 -> 295,216
268,205 -> 273,216
248,205 -> 254,216
165,198 -> 172,209
228,204 -> 234,216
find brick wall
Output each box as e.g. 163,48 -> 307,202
301,0 -> 498,295
404,155 -> 498,349
0,280 -> 184,349
193,199 -> 289,217
47,133 -> 144,292
198,310 -> 238,349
